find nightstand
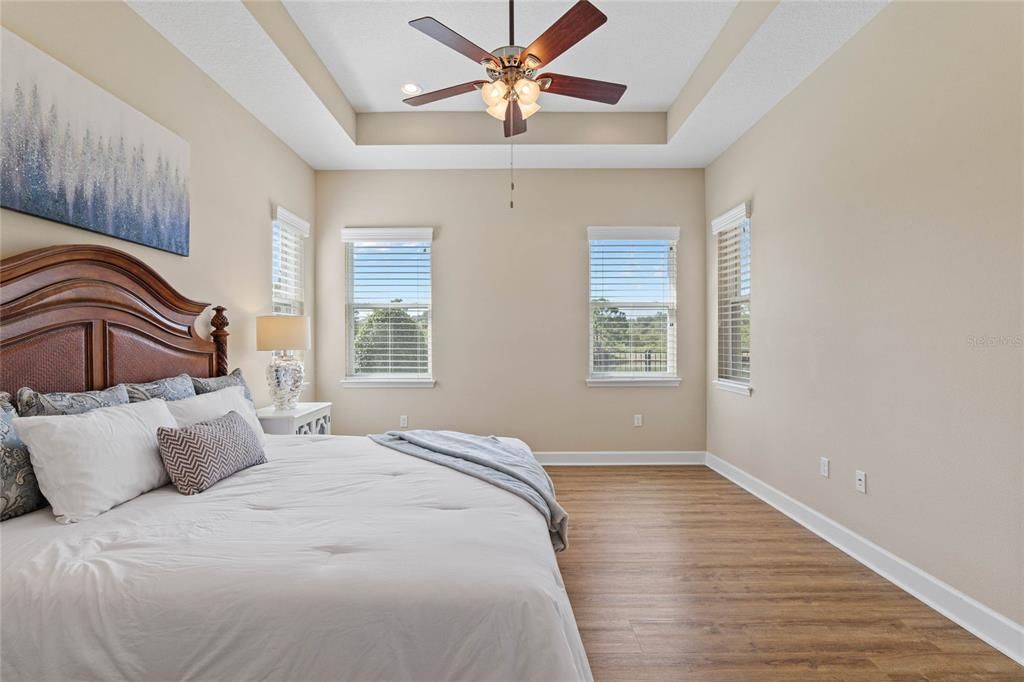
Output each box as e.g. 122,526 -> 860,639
257,402 -> 332,435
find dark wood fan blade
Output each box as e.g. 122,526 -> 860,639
504,100 -> 527,137
538,73 -> 626,104
520,0 -> 607,68
404,81 -> 487,106
409,17 -> 498,67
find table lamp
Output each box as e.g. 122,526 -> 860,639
256,315 -> 310,410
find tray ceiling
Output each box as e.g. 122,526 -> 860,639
284,0 -> 737,113
129,0 -> 888,169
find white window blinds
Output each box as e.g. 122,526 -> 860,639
343,228 -> 433,378
713,203 -> 751,385
588,226 -> 679,379
271,207 -> 309,316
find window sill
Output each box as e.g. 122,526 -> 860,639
587,376 -> 681,387
712,379 -> 752,396
341,378 -> 436,389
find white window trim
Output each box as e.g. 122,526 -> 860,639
712,378 -> 753,396
343,226 -> 435,385
711,202 -> 750,235
587,226 -> 681,387
275,205 -> 310,237
588,377 -> 681,388
588,225 -> 680,241
341,378 -> 436,389
342,226 -> 433,243
713,201 -> 752,392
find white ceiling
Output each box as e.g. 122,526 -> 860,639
129,0 -> 889,169
283,0 -> 737,113
129,0 -> 352,169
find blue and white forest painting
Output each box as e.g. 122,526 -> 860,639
1,29 -> 190,256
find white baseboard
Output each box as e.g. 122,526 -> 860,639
705,452 -> 1024,666
535,450 -> 706,466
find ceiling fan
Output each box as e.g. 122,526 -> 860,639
403,0 -> 627,137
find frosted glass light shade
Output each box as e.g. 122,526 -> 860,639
519,102 -> 540,119
480,81 -> 508,106
486,100 -> 508,121
256,315 -> 310,351
514,78 -> 540,105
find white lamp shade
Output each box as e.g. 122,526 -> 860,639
256,315 -> 310,351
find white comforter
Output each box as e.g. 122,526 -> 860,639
1,435 -> 591,682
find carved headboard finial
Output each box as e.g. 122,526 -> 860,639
211,306 -> 230,377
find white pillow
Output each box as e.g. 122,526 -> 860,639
15,399 -> 177,523
164,386 -> 265,444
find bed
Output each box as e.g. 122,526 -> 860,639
0,245 -> 591,681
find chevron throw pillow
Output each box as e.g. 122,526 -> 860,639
157,411 -> 266,495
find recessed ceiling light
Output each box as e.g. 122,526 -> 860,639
401,83 -> 422,96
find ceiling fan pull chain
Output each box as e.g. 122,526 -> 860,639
509,139 -> 515,209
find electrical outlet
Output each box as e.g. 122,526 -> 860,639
819,457 -> 830,478
855,470 -> 867,494
633,414 -> 643,427
399,415 -> 408,428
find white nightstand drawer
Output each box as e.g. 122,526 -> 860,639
257,402 -> 332,436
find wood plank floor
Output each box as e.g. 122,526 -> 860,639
547,466 -> 1023,682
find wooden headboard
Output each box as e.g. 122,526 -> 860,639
0,245 -> 228,394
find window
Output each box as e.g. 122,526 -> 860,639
343,227 -> 433,385
588,226 -> 679,386
271,206 -> 309,315
713,202 -> 751,393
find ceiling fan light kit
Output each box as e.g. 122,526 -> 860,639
404,0 -> 627,138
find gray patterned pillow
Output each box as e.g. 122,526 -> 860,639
191,368 -> 253,403
0,394 -> 47,521
157,410 -> 266,495
124,374 -> 196,403
14,384 -> 129,417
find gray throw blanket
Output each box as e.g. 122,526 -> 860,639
369,430 -> 568,551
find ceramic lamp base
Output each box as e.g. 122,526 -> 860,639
267,353 -> 304,410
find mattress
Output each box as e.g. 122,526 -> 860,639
2,435 -> 591,681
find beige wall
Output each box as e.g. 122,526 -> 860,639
317,170 -> 706,452
0,1 -> 316,405
705,2 -> 1023,621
